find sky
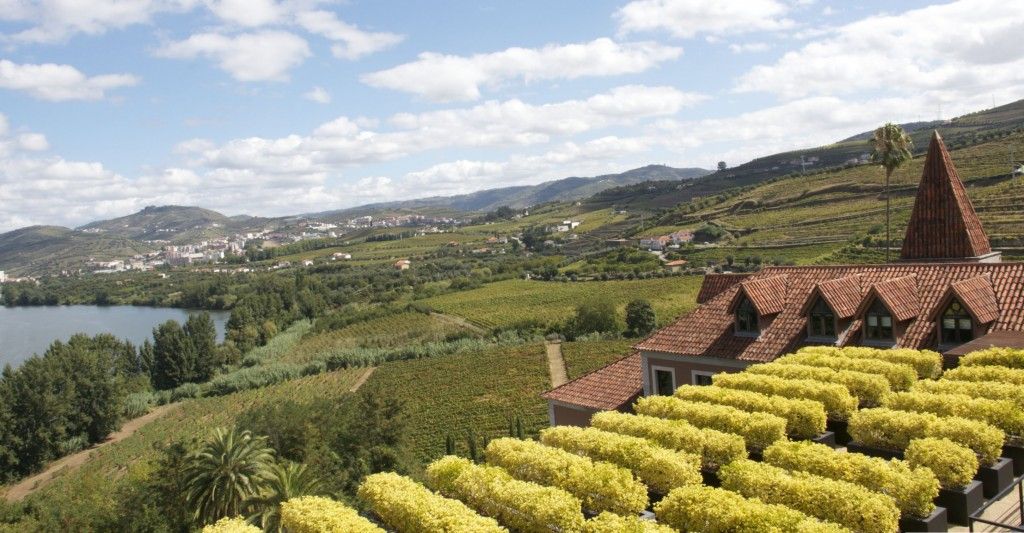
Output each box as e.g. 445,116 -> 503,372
1,0 -> 1024,232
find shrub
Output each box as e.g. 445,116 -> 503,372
655,485 -> 847,533
674,385 -> 826,439
883,391 -> 1024,437
590,411 -> 746,469
583,512 -> 677,533
484,438 -> 648,515
763,440 -> 938,518
201,517 -> 262,533
915,379 -> 1024,408
848,408 -> 1004,465
426,456 -> 584,533
777,352 -> 916,390
719,460 -> 900,533
798,346 -> 942,379
280,496 -> 384,533
942,365 -> 1024,386
960,347 -> 1024,369
712,372 -> 857,421
170,382 -> 203,402
122,392 -> 154,419
357,473 -> 505,533
905,438 -> 979,490
745,363 -> 889,407
634,396 -> 786,450
539,426 -> 701,493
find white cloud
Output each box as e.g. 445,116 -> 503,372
203,0 -> 282,27
296,10 -> 404,60
0,59 -> 138,101
616,0 -> 793,38
1,0 -> 196,43
156,30 -> 311,81
361,38 -> 682,102
17,133 -> 48,151
729,42 -> 770,54
303,86 -> 331,103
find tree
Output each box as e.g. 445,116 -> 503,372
151,320 -> 196,390
869,123 -> 914,262
185,313 -> 218,382
717,161 -> 727,171
184,428 -> 275,526
625,299 -> 656,337
246,461 -> 323,533
568,298 -> 619,338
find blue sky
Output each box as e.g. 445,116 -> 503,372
1,0 -> 1023,231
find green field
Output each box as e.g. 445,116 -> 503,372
561,339 -> 636,379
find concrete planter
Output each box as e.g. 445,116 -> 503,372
844,441 -> 903,460
936,481 -> 984,526
809,431 -> 838,448
1001,442 -> 1024,477
826,419 -> 852,445
898,506 -> 948,532
974,457 -> 1014,499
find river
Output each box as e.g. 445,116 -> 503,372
0,306 -> 230,369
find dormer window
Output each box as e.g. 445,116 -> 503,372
864,300 -> 893,341
941,299 -> 974,345
808,298 -> 836,338
736,296 -> 759,334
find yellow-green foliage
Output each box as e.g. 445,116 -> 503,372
654,485 -> 850,533
539,426 -> 701,493
425,456 -> 584,533
745,363 -> 889,407
905,438 -> 979,490
798,346 -> 941,379
763,440 -> 938,518
483,438 -> 648,515
590,411 -> 746,469
280,496 -> 385,533
960,347 -> 1024,369
201,517 -> 261,533
674,384 -> 826,439
582,512 -> 678,533
777,352 -> 917,390
942,365 -> 1024,386
357,473 -> 506,533
883,391 -> 1024,437
712,372 -> 857,421
634,396 -> 786,451
719,460 -> 900,533
849,408 -> 1004,466
915,378 -> 1024,408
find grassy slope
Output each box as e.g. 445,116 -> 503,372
561,339 -> 637,379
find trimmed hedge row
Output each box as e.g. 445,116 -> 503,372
484,438 -> 648,515
745,362 -> 890,407
358,473 -> 506,533
960,347 -> 1024,370
763,440 -> 938,518
635,396 -> 787,451
848,408 -> 1004,466
712,372 -> 857,421
583,512 -> 677,533
905,438 -> 979,490
201,518 -> 262,533
778,352 -> 917,390
654,485 -> 847,533
942,365 -> 1024,386
798,346 -> 942,379
590,411 -> 746,469
426,456 -> 585,533
719,460 -> 900,533
539,426 -> 701,493
280,496 -> 385,533
883,391 -> 1024,437
674,385 -> 826,439
915,378 -> 1024,408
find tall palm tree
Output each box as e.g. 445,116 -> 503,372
246,461 -> 324,533
184,427 -> 275,526
869,123 -> 914,262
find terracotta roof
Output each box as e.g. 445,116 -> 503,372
665,260 -> 689,267
801,275 -> 862,318
697,273 -> 750,304
944,331 -> 1024,356
901,132 -> 992,261
541,353 -> 642,411
857,275 -> 920,322
730,274 -> 788,316
945,274 -> 1000,324
634,263 -> 1024,363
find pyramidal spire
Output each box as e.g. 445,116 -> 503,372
900,131 -> 996,262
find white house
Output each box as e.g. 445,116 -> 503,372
0,271 -> 6,283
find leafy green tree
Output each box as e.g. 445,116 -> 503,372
246,461 -> 323,532
625,299 -> 657,337
151,320 -> 196,390
869,123 -> 914,262
184,428 -> 275,526
185,313 -> 218,382
567,297 -> 619,337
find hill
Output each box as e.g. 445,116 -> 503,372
76,205 -> 269,242
0,226 -> 155,276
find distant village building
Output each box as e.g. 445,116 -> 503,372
394,259 -> 411,270
664,259 -> 688,272
639,236 -> 671,251
302,260 -> 315,267
0,271 -> 6,283
332,252 -> 352,261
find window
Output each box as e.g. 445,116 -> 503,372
808,298 -> 837,338
864,300 -> 894,341
735,296 -> 759,334
941,299 -> 974,345
692,371 -> 714,386
653,367 -> 675,396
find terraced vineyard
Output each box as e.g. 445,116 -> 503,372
561,339 -> 636,379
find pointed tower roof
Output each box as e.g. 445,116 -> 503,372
900,131 -> 995,262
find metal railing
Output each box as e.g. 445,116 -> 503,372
970,475 -> 1024,532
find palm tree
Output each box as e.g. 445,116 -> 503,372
869,123 -> 914,262
184,427 -> 275,526
247,461 -> 324,533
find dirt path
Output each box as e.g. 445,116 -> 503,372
349,367 -> 377,392
3,402 -> 181,502
546,341 -> 569,388
431,312 -> 487,335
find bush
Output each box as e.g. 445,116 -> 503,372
426,456 -> 584,533
745,362 -> 889,407
634,396 -> 786,451
915,379 -> 1024,408
883,391 -> 1024,437
539,426 -> 701,493
590,411 -> 746,469
357,473 -> 505,533
484,438 -> 648,515
960,347 -> 1024,369
777,352 -> 916,391
201,517 -> 262,533
583,512 -> 676,533
280,496 -> 384,533
654,485 -> 845,533
674,385 -> 826,439
798,346 -> 942,379
905,438 -> 979,490
942,365 -> 1024,386
712,372 -> 857,421
169,382 -> 203,402
848,408 -> 1004,465
624,300 -> 656,338
122,392 -> 154,419
763,440 -> 938,518
719,460 -> 900,533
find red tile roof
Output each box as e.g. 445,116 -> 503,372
948,274 -> 1000,324
857,274 -> 920,322
731,274 -> 789,316
901,132 -> 992,260
801,274 -> 862,318
541,353 -> 642,411
697,273 -> 750,304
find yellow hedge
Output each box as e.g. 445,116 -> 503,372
281,496 -> 384,533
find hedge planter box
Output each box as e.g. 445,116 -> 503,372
810,431 -> 837,448
700,467 -> 721,488
1002,443 -> 1024,477
844,442 -> 903,461
747,449 -> 763,462
974,457 -> 1014,499
826,419 -> 851,445
898,506 -> 948,533
936,481 -> 983,526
